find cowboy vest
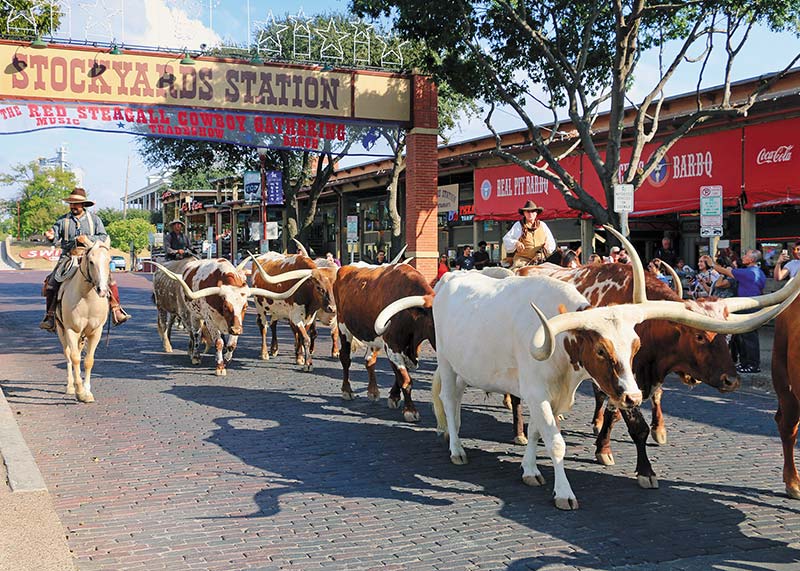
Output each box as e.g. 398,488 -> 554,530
514,223 -> 548,264
55,213 -> 102,255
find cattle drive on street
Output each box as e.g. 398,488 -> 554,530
152,258 -> 311,376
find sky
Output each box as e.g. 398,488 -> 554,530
0,1 -> 798,210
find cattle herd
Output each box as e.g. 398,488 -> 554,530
144,226 -> 800,510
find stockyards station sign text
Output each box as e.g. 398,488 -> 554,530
0,41 -> 411,153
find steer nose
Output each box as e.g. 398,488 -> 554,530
720,373 -> 741,392
621,391 -> 643,409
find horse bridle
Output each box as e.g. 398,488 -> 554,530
78,241 -> 109,289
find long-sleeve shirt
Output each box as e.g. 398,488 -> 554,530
49,212 -> 107,255
502,220 -> 556,255
164,231 -> 194,258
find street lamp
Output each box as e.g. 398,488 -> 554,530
257,147 -> 269,253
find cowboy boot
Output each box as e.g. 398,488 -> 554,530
40,288 -> 57,332
108,282 -> 131,326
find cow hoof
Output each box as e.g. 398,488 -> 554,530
164,346 -> 173,353
260,353 -> 270,361
66,387 -> 76,395
436,430 -> 449,443
785,485 -> 800,500
450,453 -> 468,465
651,428 -> 667,445
191,358 -> 201,365
522,474 -> 545,487
637,475 -> 659,489
554,497 -> 579,510
592,423 -> 602,436
595,452 -> 615,466
77,392 -> 95,403
502,394 -> 513,410
304,364 -> 313,373
341,391 -> 355,401
331,351 -> 339,358
514,435 -> 528,446
216,368 -> 227,377
387,397 -> 400,409
270,350 -> 278,357
403,410 -> 420,423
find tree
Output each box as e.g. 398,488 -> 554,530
353,0 -> 800,228
106,218 -> 155,255
96,208 -> 150,227
0,1 -> 62,39
0,161 -> 76,238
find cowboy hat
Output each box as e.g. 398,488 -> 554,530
518,200 -> 543,215
168,219 -> 185,228
63,188 -> 95,207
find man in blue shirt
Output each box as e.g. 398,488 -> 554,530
455,245 -> 475,270
702,250 -> 766,373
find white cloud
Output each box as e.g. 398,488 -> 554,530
124,0 -> 220,51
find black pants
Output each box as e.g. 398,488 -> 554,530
733,307 -> 761,368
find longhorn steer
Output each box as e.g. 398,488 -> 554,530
153,258 -> 198,354
337,263 -> 435,422
772,294 -> 800,499
154,259 -> 310,375
251,253 -> 336,371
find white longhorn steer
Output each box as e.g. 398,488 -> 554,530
420,265 -> 788,510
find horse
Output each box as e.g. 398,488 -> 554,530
55,239 -> 112,403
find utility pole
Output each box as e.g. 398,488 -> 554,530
258,148 -> 269,253
123,155 -> 131,219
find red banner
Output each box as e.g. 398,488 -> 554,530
744,117 -> 800,207
583,129 -> 743,216
473,155 -> 587,221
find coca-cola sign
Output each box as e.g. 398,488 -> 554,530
756,145 -> 794,164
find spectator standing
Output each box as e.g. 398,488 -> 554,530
587,253 -> 603,265
455,245 -> 475,270
710,255 -> 737,298
654,235 -> 678,266
375,250 -> 387,264
605,246 -> 621,263
691,257 -> 719,299
774,244 -> 800,281
703,250 -> 766,374
473,241 -> 491,270
325,252 -> 341,267
434,253 -> 450,285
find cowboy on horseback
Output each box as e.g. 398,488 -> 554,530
502,200 -> 557,268
40,187 -> 131,332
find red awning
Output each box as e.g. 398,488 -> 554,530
473,155 -> 591,221
744,117 -> 800,208
582,129 -> 743,217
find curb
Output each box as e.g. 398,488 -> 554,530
0,386 -> 47,492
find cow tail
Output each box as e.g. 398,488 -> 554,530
431,368 -> 448,437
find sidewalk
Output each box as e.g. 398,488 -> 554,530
0,386 -> 76,571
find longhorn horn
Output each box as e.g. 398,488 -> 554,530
657,259 -> 683,299
293,238 -> 309,258
604,225 -> 646,304
152,262 -> 222,300
721,275 -> 800,313
249,274 -> 311,300
529,302 -> 556,360
235,257 -> 249,272
389,244 -> 409,265
374,294 -> 430,335
247,252 -> 313,283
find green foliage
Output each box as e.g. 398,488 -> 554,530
106,218 -> 155,253
0,0 -> 62,38
0,161 -> 75,237
97,208 -> 150,226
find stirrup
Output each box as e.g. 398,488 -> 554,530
40,313 -> 56,332
112,307 -> 131,326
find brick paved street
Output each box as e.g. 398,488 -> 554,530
1,270 -> 799,570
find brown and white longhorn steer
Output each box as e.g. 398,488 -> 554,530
251,252 -> 336,372
334,262 -> 435,422
772,293 -> 800,499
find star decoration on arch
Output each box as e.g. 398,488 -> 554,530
2,1 -> 38,36
254,10 -> 288,58
351,20 -> 375,67
315,18 -> 348,62
377,34 -> 408,69
289,9 -> 313,61
36,0 -> 71,37
78,0 -> 123,41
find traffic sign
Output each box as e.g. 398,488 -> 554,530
346,215 -> 358,243
700,226 -> 723,237
700,185 -> 723,237
614,184 -> 634,213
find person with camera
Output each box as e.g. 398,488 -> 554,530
691,257 -> 719,299
774,244 -> 800,281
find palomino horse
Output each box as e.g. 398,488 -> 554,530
55,240 -> 111,403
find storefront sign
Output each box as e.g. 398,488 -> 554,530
243,170 -> 284,205
346,215 -> 358,242
474,156 -> 586,220
744,117 -> 800,207
0,42 -> 411,124
18,247 -> 60,261
437,183 -> 459,212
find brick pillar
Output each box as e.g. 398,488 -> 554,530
405,75 -> 439,282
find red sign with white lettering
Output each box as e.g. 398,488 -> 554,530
744,117 -> 800,207
474,155 -> 587,220
582,129 -> 743,216
18,248 -> 60,261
